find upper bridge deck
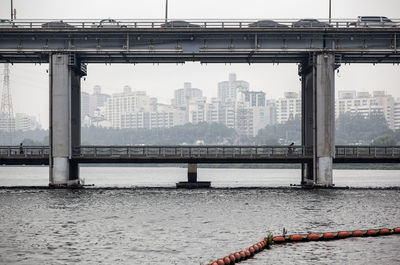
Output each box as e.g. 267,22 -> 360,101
1,19 -> 399,63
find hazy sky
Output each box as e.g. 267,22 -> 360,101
1,0 -> 400,128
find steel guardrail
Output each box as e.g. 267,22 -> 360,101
1,18 -> 400,29
1,145 -> 399,159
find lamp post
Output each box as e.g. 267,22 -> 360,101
329,0 -> 331,23
11,0 -> 14,20
165,0 -> 168,24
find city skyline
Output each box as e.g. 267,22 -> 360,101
2,68 -> 400,130
1,0 -> 400,129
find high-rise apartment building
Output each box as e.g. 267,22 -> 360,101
81,91 -> 90,121
15,113 -> 41,131
218,73 -> 249,104
172,82 -> 203,108
275,92 -> 301,124
336,90 -> 397,130
105,87 -> 151,128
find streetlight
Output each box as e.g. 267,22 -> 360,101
11,0 -> 14,20
329,0 -> 332,24
165,0 -> 168,24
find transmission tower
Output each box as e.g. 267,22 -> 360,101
1,63 -> 13,116
1,63 -> 15,143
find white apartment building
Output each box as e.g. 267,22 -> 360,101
336,90 -> 397,130
188,97 -> 206,124
89,85 -> 111,116
15,113 -> 41,131
205,98 -> 221,124
120,105 -> 185,130
172,82 -> 203,108
81,91 -> 90,121
105,86 -> 151,128
218,73 -> 249,104
394,100 -> 400,130
275,92 -> 301,124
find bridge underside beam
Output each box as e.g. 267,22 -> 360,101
1,50 -> 400,64
0,28 -> 399,63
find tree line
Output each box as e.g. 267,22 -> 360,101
1,111 -> 399,146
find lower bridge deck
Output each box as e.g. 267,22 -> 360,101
1,145 -> 399,165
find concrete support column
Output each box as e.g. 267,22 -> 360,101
49,53 -> 84,187
187,163 -> 197,183
176,163 -> 210,188
300,53 -> 336,187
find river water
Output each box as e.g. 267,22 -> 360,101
0,167 -> 399,264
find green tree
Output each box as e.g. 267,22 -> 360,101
371,135 -> 397,146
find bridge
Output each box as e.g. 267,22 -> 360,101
1,145 -> 399,187
1,19 -> 400,187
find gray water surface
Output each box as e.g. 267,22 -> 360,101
0,168 -> 399,264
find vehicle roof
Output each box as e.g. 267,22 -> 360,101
358,16 -> 389,18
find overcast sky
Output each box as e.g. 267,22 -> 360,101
1,0 -> 400,128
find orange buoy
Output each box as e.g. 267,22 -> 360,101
234,252 -> 241,261
322,232 -> 335,239
366,229 -> 377,236
245,250 -> 251,257
289,234 -> 303,241
229,254 -> 236,262
217,259 -> 225,265
249,246 -> 255,254
337,231 -> 349,238
239,251 -> 246,259
379,228 -> 390,235
257,242 -> 263,250
307,233 -> 320,241
253,244 -> 259,252
394,227 -> 400,234
352,230 -> 364,237
273,236 -> 285,243
223,256 -> 231,265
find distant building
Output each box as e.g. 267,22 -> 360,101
241,91 -> 266,107
394,100 -> 400,130
172,82 -> 203,108
275,92 -> 301,124
81,91 -> 90,121
0,112 -> 15,132
336,90 -> 396,130
89,85 -> 111,116
15,113 -> 41,131
218,73 -> 249,104
105,87 -> 151,128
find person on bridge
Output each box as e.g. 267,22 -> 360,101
288,143 -> 294,155
19,143 -> 24,155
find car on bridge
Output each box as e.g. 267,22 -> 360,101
350,16 -> 397,27
292,19 -> 331,28
248,20 -> 288,28
41,21 -> 74,28
160,20 -> 201,28
96,19 -> 127,28
0,19 -> 17,28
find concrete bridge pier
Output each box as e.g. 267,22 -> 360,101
300,53 -> 337,187
176,163 -> 211,188
49,53 -> 86,187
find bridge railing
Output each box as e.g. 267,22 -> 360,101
72,145 -> 311,158
0,146 -> 49,157
1,145 -> 399,159
3,18 -> 400,29
335,145 -> 400,157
